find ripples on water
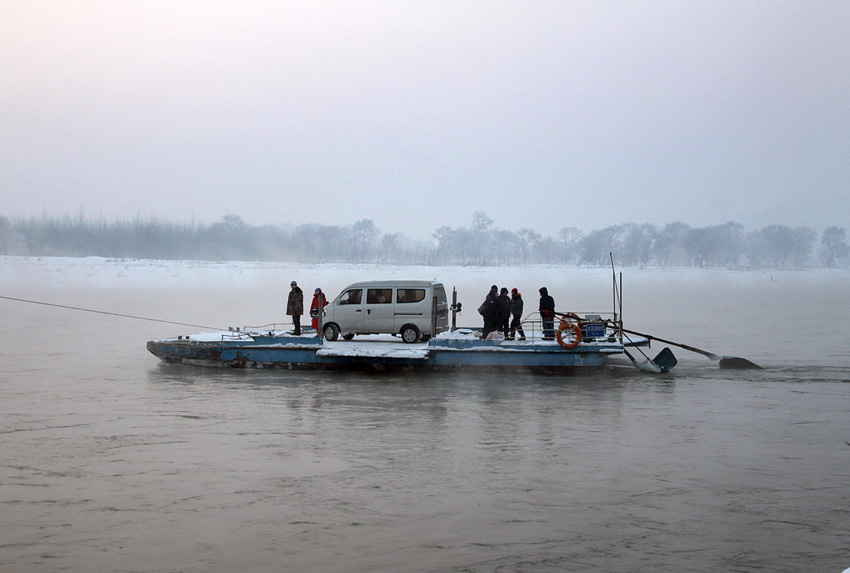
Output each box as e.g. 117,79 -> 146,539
2,280 -> 850,572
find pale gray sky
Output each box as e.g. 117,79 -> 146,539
2,0 -> 848,239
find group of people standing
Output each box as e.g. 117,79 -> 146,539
285,281 -> 327,335
480,285 -> 556,340
287,280 -> 557,340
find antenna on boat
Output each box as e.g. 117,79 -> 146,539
610,253 -> 622,341
609,255 -> 673,373
619,271 -> 623,339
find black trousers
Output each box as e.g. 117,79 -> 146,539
291,314 -> 301,335
542,317 -> 555,339
509,314 -> 525,338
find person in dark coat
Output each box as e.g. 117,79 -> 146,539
480,284 -> 499,338
310,288 -> 328,331
496,287 -> 511,335
509,288 -> 526,340
539,286 -> 555,340
287,281 -> 304,335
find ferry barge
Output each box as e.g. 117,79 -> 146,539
146,326 -> 630,373
147,279 -> 674,373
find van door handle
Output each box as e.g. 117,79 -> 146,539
367,309 -> 371,314
356,309 -> 362,312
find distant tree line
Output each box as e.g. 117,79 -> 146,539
1,212 -> 848,269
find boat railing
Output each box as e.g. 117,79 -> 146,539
217,323 -> 289,341
219,330 -> 254,341
239,323 -> 287,332
519,312 -> 618,341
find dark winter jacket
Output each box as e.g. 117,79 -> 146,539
510,293 -> 523,316
538,287 -> 555,319
496,292 -> 511,321
482,285 -> 498,318
287,286 -> 304,316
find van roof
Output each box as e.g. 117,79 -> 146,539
342,280 -> 442,288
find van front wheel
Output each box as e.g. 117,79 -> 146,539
400,324 -> 420,344
323,323 -> 340,341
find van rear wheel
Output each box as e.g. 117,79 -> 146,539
400,324 -> 420,343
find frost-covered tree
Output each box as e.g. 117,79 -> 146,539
351,219 -> 377,262
579,226 -> 621,267
557,227 -> 584,264
716,222 -> 745,267
0,215 -> 12,255
791,227 -> 816,268
534,236 -> 560,263
821,227 -> 848,268
749,225 -> 815,268
469,212 -> 495,265
655,222 -> 690,267
516,228 -> 542,264
620,223 -> 656,267
433,226 -> 475,265
471,211 -> 493,233
685,222 -> 744,268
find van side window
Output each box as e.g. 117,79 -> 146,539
397,289 -> 426,304
367,289 -> 392,304
339,289 -> 362,305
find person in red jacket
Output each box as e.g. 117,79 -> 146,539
310,288 -> 328,331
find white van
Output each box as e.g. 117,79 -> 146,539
322,281 -> 449,343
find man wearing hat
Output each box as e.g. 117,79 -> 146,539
287,281 -> 304,335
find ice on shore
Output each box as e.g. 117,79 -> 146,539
2,254 -> 846,293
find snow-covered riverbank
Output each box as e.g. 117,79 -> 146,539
3,255 -> 848,291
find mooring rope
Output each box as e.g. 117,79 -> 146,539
0,294 -> 222,331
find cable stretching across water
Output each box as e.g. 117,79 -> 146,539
0,294 -> 222,331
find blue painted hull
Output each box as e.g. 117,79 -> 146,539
146,332 -> 624,374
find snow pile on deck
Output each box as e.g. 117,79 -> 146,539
317,341 -> 430,360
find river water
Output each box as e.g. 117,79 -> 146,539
1,259 -> 849,572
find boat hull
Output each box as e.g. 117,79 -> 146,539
146,331 -> 624,374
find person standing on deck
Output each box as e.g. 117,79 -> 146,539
287,281 -> 304,335
509,288 -> 526,340
496,287 -> 511,335
480,284 -> 499,338
310,288 -> 328,331
539,287 -> 555,340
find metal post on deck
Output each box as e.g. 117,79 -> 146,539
451,288 -> 458,331
431,293 -> 437,339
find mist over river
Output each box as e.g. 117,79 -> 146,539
2,257 -> 849,572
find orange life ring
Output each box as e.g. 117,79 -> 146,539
556,320 -> 582,349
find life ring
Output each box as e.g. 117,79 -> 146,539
556,319 -> 582,349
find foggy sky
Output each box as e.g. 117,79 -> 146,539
2,1 -> 848,239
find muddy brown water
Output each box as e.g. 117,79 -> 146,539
2,261 -> 849,572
